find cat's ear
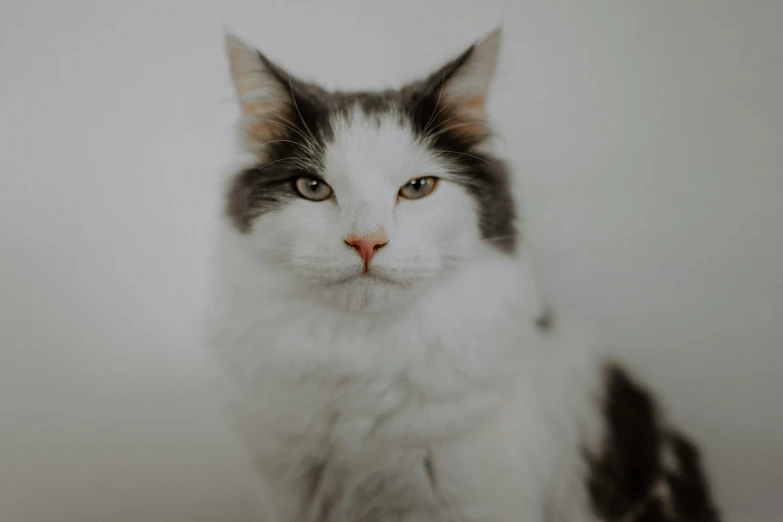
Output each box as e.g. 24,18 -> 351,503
440,28 -> 501,120
225,33 -> 309,149
415,29 -> 501,135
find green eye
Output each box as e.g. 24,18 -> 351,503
399,176 -> 439,200
295,177 -> 334,201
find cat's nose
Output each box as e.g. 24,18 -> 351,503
344,233 -> 389,271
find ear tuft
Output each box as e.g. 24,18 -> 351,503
411,29 -> 503,146
442,28 -> 502,121
224,32 -> 291,146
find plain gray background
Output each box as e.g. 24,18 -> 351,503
1,1 -> 781,521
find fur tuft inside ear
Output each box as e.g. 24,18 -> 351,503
225,33 -> 293,149
441,28 -> 501,121
409,28 -> 502,146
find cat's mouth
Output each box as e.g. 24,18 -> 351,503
326,270 -> 401,287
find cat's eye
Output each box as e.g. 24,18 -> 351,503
295,177 -> 334,201
398,176 -> 439,200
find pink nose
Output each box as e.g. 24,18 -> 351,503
345,233 -> 388,271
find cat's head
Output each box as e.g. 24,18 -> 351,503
224,30 -> 516,311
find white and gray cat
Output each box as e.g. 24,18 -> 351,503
209,29 -> 719,522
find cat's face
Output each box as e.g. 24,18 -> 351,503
225,30 -> 515,310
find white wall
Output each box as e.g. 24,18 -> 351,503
1,1 -> 781,521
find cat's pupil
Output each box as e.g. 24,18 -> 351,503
308,180 -> 319,191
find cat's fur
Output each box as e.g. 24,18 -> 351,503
210,29 -> 719,522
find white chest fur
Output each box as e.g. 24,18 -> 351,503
209,232 -> 602,521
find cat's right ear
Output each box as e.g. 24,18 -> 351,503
225,34 -> 293,146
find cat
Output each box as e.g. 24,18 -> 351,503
209,28 -> 720,522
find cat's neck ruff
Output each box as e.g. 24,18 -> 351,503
215,227 -> 539,362
212,228 -> 544,440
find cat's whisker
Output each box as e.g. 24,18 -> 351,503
427,113 -> 460,134
271,119 -> 322,157
249,118 -> 321,158
255,139 -> 315,154
437,150 -> 495,165
425,104 -> 449,135
257,156 -> 307,170
421,76 -> 446,135
289,78 -> 319,144
427,122 -> 487,140
265,117 -> 308,139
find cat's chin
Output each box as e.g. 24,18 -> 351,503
311,271 -> 423,313
324,271 -> 401,287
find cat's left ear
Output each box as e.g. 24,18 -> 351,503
416,28 -> 502,126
